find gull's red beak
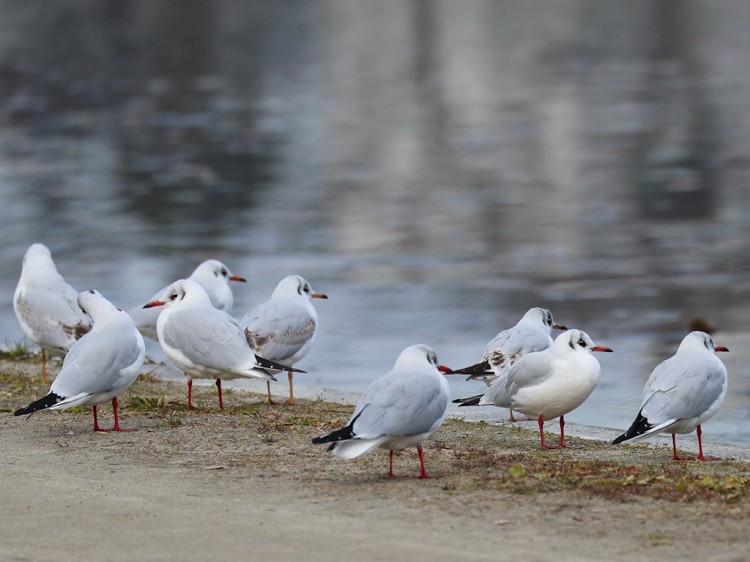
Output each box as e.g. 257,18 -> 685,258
591,346 -> 613,353
143,300 -> 166,309
312,292 -> 328,299
438,365 -> 453,374
229,275 -> 247,283
715,345 -> 729,352
553,323 -> 567,330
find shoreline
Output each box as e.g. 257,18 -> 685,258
3,359 -> 750,561
203,375 -> 750,462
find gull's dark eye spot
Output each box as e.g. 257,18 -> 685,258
170,293 -> 178,301
578,339 -> 586,347
88,289 -> 95,295
221,268 -> 228,277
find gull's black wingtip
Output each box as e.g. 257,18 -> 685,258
612,410 -> 652,445
254,354 -> 306,374
14,392 -> 63,416
450,361 -> 492,377
452,395 -> 483,407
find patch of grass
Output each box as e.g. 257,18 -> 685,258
125,396 -> 167,411
643,531 -> 675,546
0,339 -> 33,360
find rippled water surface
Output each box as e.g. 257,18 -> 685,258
1,1 -> 750,445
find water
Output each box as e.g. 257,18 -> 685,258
1,1 -> 750,445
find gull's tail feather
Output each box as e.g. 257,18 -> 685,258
329,437 -> 387,460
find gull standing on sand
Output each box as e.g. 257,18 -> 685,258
451,307 -> 566,421
144,279 -> 303,409
241,275 -> 327,405
13,243 -> 91,383
313,345 -> 452,479
14,290 -> 145,432
129,259 -> 246,340
458,329 -> 612,449
613,331 -> 728,461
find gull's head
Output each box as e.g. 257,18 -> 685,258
272,275 -> 328,302
143,279 -> 211,309
190,259 -> 246,287
21,243 -> 57,275
678,331 -> 729,354
77,289 -> 116,320
554,329 -> 613,354
394,344 -> 453,374
522,307 -> 566,331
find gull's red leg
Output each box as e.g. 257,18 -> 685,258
416,445 -> 433,479
672,433 -> 693,461
93,405 -> 104,432
216,379 -> 224,410
696,425 -> 720,461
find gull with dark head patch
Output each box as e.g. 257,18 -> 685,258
13,243 -> 91,383
460,329 -> 612,449
313,344 -> 452,479
14,290 -> 145,432
144,279 -> 302,409
613,331 -> 728,461
129,259 -> 246,340
241,275 -> 327,405
451,307 -> 566,421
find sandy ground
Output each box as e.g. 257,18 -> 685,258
2,358 -> 750,562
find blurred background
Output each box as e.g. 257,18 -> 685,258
1,0 -> 749,444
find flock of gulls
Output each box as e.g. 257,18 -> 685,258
10,243 -> 730,478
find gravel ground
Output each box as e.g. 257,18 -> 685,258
1,357 -> 749,562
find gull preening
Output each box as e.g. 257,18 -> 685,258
14,290 -> 145,432
459,329 -> 612,449
613,331 -> 729,461
129,259 -> 246,340
451,307 -> 566,421
313,344 -> 452,478
144,279 -> 302,409
241,275 -> 327,405
13,243 -> 91,383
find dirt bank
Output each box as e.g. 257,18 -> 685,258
1,357 -> 748,562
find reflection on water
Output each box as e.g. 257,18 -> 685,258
1,1 -> 750,445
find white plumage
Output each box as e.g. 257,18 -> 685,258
313,344 -> 452,478
613,331 -> 728,461
129,259 -> 246,340
241,275 -> 327,404
146,279 -> 298,409
452,307 -> 565,420
13,243 -> 91,382
468,329 -> 612,449
14,290 -> 145,432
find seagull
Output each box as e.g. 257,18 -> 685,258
129,259 -> 246,340
612,331 -> 728,461
451,307 -> 566,421
312,345 -> 452,479
241,275 -> 327,405
459,329 -> 612,449
13,243 -> 91,383
144,279 -> 303,409
14,290 -> 145,432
